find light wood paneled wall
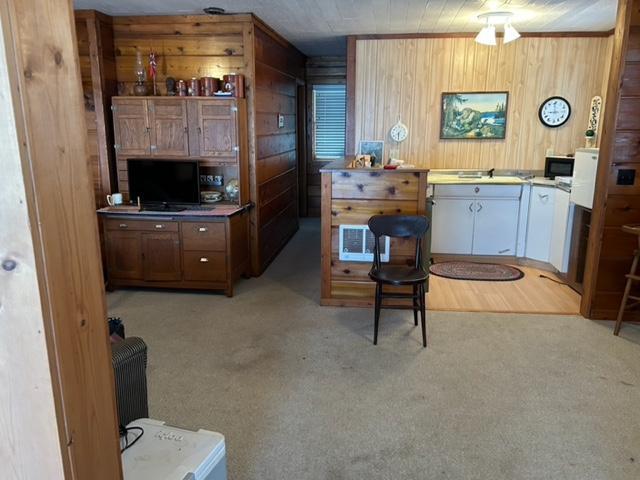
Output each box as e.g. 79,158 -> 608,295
354,36 -> 613,170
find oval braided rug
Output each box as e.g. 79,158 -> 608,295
429,261 -> 524,282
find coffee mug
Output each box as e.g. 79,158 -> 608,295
107,193 -> 123,206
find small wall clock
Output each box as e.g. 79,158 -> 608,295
539,96 -> 571,128
390,119 -> 409,142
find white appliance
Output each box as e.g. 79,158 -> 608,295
525,185 -> 556,262
549,189 -> 575,273
122,418 -> 227,480
570,148 -> 599,209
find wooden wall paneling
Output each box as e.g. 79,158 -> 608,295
75,11 -> 118,208
320,171 -> 332,300
4,0 -> 122,477
242,21 -> 259,275
297,83 -> 307,217
252,22 -> 305,273
582,0 -> 638,320
351,34 -> 613,171
0,4 -> 67,477
305,56 -> 346,216
112,16 -> 247,95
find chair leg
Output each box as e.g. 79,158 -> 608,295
615,251 -> 640,335
374,282 -> 381,345
412,284 -> 418,326
419,283 -> 427,348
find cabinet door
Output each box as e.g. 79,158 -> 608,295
113,99 -> 150,156
148,99 -> 189,156
196,100 -> 237,160
525,186 -> 556,262
105,230 -> 143,280
431,198 -> 475,254
141,232 -> 182,282
473,199 -> 520,255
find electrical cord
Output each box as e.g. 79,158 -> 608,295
120,425 -> 144,453
539,274 -> 568,286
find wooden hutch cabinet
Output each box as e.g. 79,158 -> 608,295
103,95 -> 251,295
112,96 -> 249,202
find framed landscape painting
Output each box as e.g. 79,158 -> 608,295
440,92 -> 509,140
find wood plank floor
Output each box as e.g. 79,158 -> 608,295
426,265 -> 581,315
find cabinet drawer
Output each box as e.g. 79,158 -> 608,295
183,252 -> 226,282
105,218 -> 179,232
434,184 -> 521,198
182,221 -> 226,251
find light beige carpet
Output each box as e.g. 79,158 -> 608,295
107,219 -> 640,480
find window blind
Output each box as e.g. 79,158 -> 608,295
313,84 -> 346,159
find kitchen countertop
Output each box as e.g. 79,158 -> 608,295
428,170 -> 560,187
428,173 -> 527,185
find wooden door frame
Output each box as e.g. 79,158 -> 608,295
0,0 -> 122,478
581,0 -> 635,318
297,82 -> 308,216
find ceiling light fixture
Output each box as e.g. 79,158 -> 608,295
475,12 -> 520,46
203,7 -> 226,15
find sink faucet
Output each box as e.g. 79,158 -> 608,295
488,168 -> 495,178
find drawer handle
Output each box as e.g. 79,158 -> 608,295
469,203 -> 474,212
119,223 -> 128,228
200,257 -> 209,263
475,187 -> 480,193
155,224 -> 164,229
198,227 -> 208,232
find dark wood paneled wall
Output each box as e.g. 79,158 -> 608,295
305,57 -> 346,217
111,15 -> 249,95
253,24 -> 305,271
75,11 -> 118,207
582,0 -> 640,319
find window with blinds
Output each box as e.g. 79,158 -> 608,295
313,84 -> 346,160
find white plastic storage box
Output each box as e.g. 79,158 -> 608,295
122,418 -> 227,480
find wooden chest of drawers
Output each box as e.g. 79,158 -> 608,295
101,210 -> 249,296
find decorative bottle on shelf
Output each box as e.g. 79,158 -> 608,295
133,50 -> 147,96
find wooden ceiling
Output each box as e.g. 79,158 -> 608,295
74,0 -> 617,56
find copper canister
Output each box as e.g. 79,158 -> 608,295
223,73 -> 245,98
177,79 -> 187,96
188,77 -> 200,96
201,77 -> 215,96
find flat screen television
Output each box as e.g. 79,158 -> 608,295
128,159 -> 200,206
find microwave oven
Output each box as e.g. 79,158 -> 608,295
544,155 -> 575,179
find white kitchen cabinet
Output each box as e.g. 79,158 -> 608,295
473,199 -> 520,255
431,184 -> 521,256
525,186 -> 556,262
431,198 -> 475,254
549,189 -> 575,273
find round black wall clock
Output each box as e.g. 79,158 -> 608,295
539,96 -> 571,128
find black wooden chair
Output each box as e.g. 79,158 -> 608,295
368,215 -> 430,347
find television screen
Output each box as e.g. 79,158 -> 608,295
128,159 -> 199,205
